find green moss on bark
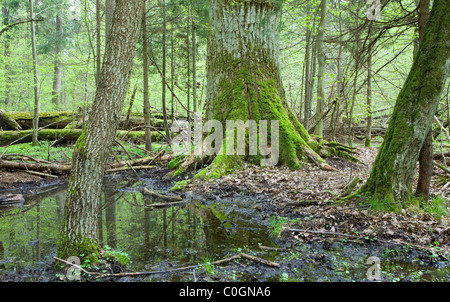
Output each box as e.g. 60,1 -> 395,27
55,234 -> 102,270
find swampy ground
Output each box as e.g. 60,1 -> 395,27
0,146 -> 449,282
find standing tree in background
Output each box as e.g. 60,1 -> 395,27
365,21 -> 374,148
314,0 -> 327,137
104,0 -> 115,44
29,0 -> 40,145
351,0 -> 450,205
57,0 -> 144,262
303,3 -> 312,130
142,0 -> 153,152
51,7 -> 63,108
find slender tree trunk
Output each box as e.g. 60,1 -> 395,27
170,21 -> 175,122
315,0 -> 327,137
192,19 -> 197,114
29,0 -> 40,146
96,0 -> 101,86
57,0 -> 144,262
365,22 -> 373,147
186,8 -> 191,122
415,0 -> 432,200
104,0 -> 115,45
142,0 -> 153,152
356,0 -> 450,204
303,4 -> 312,130
51,9 -> 63,108
161,0 -> 171,144
2,2 -> 11,109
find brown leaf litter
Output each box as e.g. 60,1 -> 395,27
182,146 -> 450,258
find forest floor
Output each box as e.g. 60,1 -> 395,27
176,146 -> 450,280
1,145 -> 450,282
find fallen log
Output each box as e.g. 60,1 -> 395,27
1,111 -> 177,131
145,200 -> 187,208
0,158 -> 71,174
54,252 -> 278,280
0,151 -> 170,175
1,111 -> 76,130
341,175 -> 361,197
434,161 -> 450,174
0,109 -> 22,130
0,194 -> 25,206
0,129 -> 163,146
142,187 -> 182,202
433,152 -> 450,159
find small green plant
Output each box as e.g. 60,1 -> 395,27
268,215 -> 287,237
422,196 -> 448,220
203,256 -> 215,275
382,247 -> 403,259
103,245 -> 131,267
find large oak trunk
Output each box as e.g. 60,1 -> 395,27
180,0 -> 330,179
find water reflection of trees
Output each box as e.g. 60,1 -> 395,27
0,179 -> 271,272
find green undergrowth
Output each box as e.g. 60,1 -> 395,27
346,191 -> 449,220
0,141 -> 74,162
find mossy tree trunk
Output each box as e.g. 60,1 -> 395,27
182,0 -> 332,179
415,0 -> 432,200
57,0 -> 144,262
356,0 -> 450,204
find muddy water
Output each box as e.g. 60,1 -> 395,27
0,174 -> 449,282
0,175 -> 277,281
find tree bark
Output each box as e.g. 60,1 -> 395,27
51,9 -> 63,108
415,0 -> 432,200
142,0 -> 152,152
29,0 -> 40,145
180,0 -> 331,179
57,0 -> 144,262
0,109 -> 21,130
95,0 -> 101,86
303,4 -> 312,130
104,0 -> 115,45
315,0 -> 327,137
356,0 -> 450,204
161,0 -> 171,145
2,3 -> 11,109
365,21 -> 373,147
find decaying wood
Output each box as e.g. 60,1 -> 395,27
0,129 -> 163,147
105,165 -> 155,173
0,158 -> 71,174
0,149 -> 170,175
0,109 -> 22,130
54,252 -> 279,280
434,161 -> 450,174
288,228 -> 363,239
142,187 -> 182,201
56,252 -> 278,280
341,175 -> 361,197
145,200 -> 187,208
433,152 -> 450,159
0,194 -> 25,206
25,170 -> 58,178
